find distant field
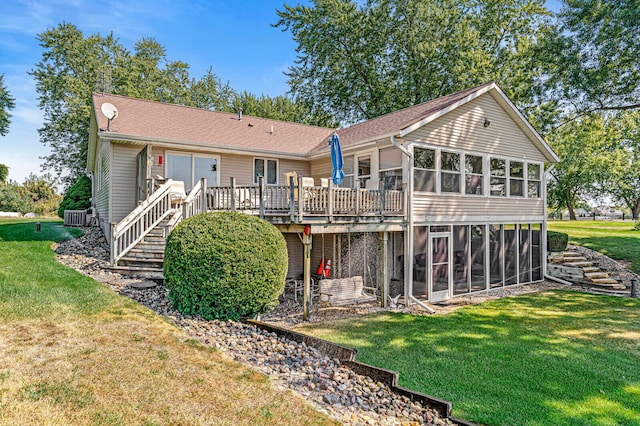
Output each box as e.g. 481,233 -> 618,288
548,220 -> 640,273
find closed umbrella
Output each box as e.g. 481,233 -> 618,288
330,133 -> 344,185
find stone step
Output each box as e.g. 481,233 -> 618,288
565,261 -> 593,267
591,278 -> 621,285
107,265 -> 164,280
563,251 -> 583,258
589,287 -> 631,296
564,256 -> 588,263
582,266 -> 600,273
584,271 -> 609,279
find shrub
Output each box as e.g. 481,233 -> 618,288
0,184 -> 34,213
164,212 -> 288,320
57,175 -> 91,217
547,230 -> 569,252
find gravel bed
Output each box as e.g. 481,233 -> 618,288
55,227 -> 454,426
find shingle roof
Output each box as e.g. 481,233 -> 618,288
92,93 -> 335,156
308,82 -> 495,154
92,82 -> 507,158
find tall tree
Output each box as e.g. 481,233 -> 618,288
546,115 -> 610,220
30,23 -> 235,185
0,74 -> 16,136
233,91 -> 338,127
276,0 -> 552,124
603,112 -> 640,219
543,0 -> 640,119
0,164 -> 8,184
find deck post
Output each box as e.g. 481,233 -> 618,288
355,187 -> 361,219
289,176 -> 295,222
230,177 -> 236,211
258,176 -> 265,219
200,178 -> 207,213
328,180 -> 334,222
297,176 -> 304,223
381,231 -> 389,307
379,180 -> 385,222
302,229 -> 312,320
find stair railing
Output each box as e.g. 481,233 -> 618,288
166,178 -> 207,234
111,179 -> 175,265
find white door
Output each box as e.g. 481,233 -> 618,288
429,233 -> 452,302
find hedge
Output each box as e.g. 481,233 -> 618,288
164,211 -> 288,320
547,230 -> 569,252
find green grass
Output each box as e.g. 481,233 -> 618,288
548,220 -> 640,273
298,291 -> 640,425
0,218 -> 335,425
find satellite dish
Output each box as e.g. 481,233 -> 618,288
101,102 -> 119,120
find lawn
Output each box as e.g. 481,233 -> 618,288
298,291 -> 640,425
548,220 -> 640,273
0,218 -> 334,425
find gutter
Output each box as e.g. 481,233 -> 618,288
542,164 -> 556,282
409,295 -> 436,314
391,135 -> 416,307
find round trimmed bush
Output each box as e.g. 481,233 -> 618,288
547,230 -> 569,252
164,211 -> 288,320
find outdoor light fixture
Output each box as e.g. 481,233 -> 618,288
484,118 -> 491,127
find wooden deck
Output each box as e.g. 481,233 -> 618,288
205,179 -> 405,224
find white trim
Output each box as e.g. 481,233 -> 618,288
400,84 -> 496,137
99,133 -> 308,160
417,215 -> 546,224
253,157 -> 279,185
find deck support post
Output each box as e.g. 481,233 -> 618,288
328,180 -> 334,223
381,231 -> 389,307
230,177 -> 236,211
379,180 -> 385,222
200,178 -> 207,213
258,176 -> 265,219
289,176 -> 296,222
302,229 -> 312,320
297,176 -> 304,223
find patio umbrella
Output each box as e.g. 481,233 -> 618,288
330,133 -> 344,185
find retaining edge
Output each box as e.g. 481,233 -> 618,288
246,319 -> 473,423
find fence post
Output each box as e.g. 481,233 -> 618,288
258,176 -> 265,219
230,177 -> 236,211
379,179 -> 385,222
297,176 -> 304,222
328,180 -> 334,223
289,175 -> 295,222
200,178 -> 207,213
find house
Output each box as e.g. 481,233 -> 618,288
86,82 -> 559,306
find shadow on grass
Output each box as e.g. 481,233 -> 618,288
301,291 -> 640,425
0,220 -> 81,243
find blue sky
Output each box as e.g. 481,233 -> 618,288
0,0 -> 562,184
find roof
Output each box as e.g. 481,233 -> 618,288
328,82 -> 495,151
89,82 -> 558,166
92,93 -> 334,156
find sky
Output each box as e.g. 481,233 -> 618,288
0,0 -> 562,185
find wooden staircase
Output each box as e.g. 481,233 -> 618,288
109,217 -> 169,280
559,249 -> 629,294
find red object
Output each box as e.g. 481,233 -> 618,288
304,225 -> 311,236
316,258 -> 325,275
323,258 -> 332,278
158,155 -> 163,166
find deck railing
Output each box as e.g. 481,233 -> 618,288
166,178 -> 208,234
111,179 -> 175,265
206,176 -> 404,222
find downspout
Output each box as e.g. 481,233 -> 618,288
391,135 -> 416,308
542,164 -> 556,283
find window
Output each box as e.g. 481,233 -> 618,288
342,155 -> 354,188
254,158 -> 278,185
464,154 -> 483,195
528,163 -> 541,198
509,161 -> 524,197
490,158 -> 506,196
166,152 -> 219,191
414,147 -> 436,192
379,147 -> 403,190
440,151 -> 461,193
357,154 -> 371,188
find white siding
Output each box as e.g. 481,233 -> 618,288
406,92 -> 547,162
412,194 -> 544,222
111,143 -> 141,223
94,139 -> 111,236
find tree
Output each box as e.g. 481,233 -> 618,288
546,115 -> 610,220
543,0 -> 640,119
602,112 -> 640,219
30,23 -> 234,185
233,91 -> 338,127
0,74 -> 16,136
0,164 -> 8,184
275,0 -> 553,124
